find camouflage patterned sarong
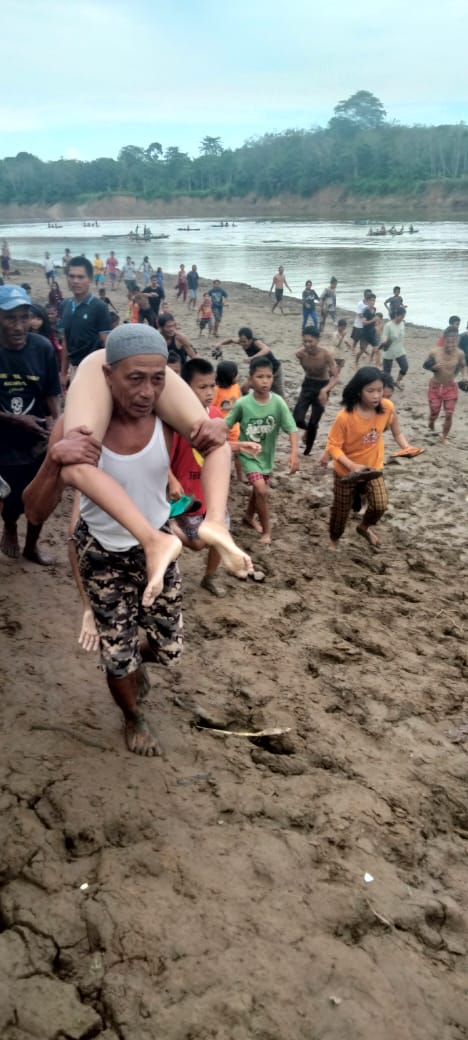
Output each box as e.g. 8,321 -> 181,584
74,518 -> 183,677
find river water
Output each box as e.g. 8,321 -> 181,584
2,217 -> 467,330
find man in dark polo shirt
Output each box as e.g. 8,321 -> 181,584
141,273 -> 165,320
0,285 -> 61,563
60,255 -> 110,386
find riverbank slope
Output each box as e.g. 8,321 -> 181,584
1,181 -> 468,221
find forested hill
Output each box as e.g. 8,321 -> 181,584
2,92 -> 468,214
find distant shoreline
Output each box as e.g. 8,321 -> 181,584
1,184 -> 468,222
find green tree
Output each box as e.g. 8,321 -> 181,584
146,142 -> 163,162
199,136 -> 223,157
330,90 -> 387,130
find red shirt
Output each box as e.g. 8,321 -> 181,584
170,404 -> 222,515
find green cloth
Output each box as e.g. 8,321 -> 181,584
226,392 -> 296,474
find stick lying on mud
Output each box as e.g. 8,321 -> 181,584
196,726 -> 292,738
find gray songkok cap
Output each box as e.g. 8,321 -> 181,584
106,323 -> 168,364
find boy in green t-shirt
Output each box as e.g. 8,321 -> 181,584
225,356 -> 299,544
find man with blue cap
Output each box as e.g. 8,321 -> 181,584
0,285 -> 61,563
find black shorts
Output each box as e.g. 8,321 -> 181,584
351,326 -> 364,343
275,288 -> 284,301
0,457 -> 45,524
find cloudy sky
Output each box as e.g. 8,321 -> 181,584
3,0 -> 467,162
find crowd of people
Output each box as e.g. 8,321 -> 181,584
1,240 -> 467,757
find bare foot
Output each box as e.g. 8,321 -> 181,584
356,525 -> 380,548
198,519 -> 253,578
125,712 -> 161,756
142,531 -> 182,607
329,541 -> 338,552
1,525 -> 20,558
78,608 -> 99,652
23,546 -> 54,565
242,515 -> 263,534
259,533 -> 271,545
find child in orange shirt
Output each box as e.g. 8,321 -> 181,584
213,360 -> 243,481
325,366 -> 414,550
197,293 -> 213,337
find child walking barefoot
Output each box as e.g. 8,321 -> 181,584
325,366 -> 414,550
225,356 -> 299,544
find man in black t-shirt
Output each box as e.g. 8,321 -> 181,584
0,285 -> 61,563
61,255 -> 110,386
141,273 -> 165,319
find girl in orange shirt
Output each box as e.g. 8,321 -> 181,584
326,366 -> 414,549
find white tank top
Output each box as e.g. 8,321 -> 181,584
80,417 -> 170,551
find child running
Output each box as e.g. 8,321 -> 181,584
197,293 -> 214,337
331,319 -> 352,369
225,356 -> 299,544
423,326 -> 465,443
325,366 -> 415,551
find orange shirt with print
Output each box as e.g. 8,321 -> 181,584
213,383 -> 241,442
326,398 -> 394,476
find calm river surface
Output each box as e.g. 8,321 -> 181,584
2,218 -> 467,329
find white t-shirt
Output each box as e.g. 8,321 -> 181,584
353,299 -> 368,330
383,320 -> 406,359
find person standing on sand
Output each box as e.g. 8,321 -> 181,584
269,265 -> 292,314
301,280 -> 320,333
350,289 -> 373,355
62,248 -> 72,276
380,307 -> 408,389
384,286 -> 404,320
293,329 -> 340,455
423,327 -> 466,443
0,285 -> 61,564
319,277 -> 338,334
60,255 -> 111,387
208,279 -> 228,336
119,257 -> 138,291
175,264 -> 188,302
187,264 -> 200,311
43,252 -> 55,286
105,251 -> 119,290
